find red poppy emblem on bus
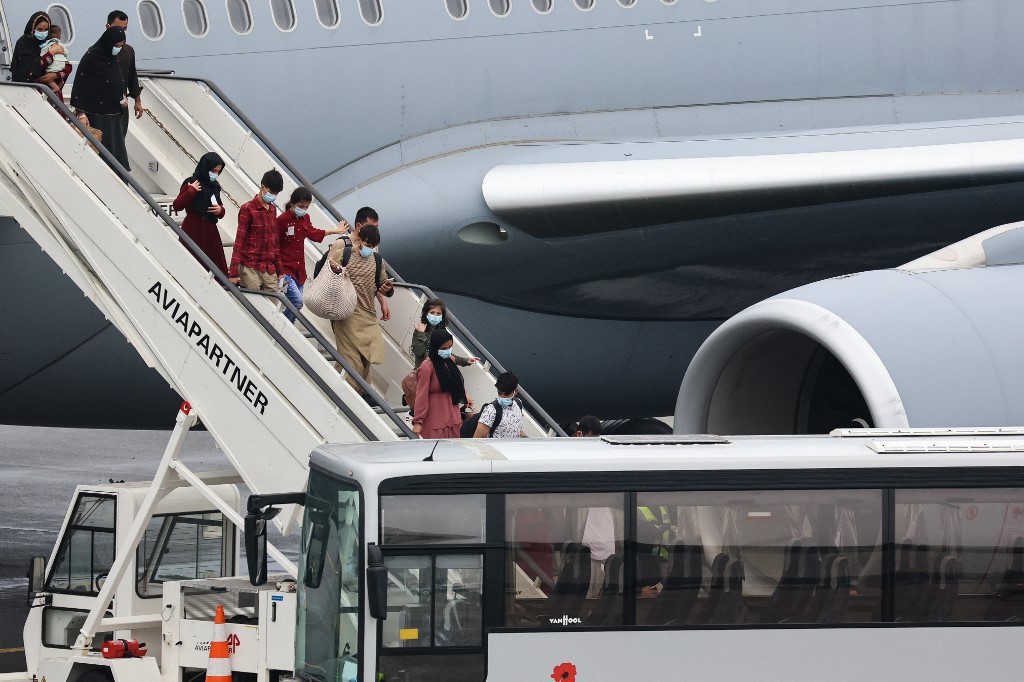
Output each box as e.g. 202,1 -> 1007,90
551,662 -> 577,682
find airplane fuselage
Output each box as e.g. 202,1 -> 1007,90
1,0 -> 1022,426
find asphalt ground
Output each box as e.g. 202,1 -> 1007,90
0,425 -> 299,674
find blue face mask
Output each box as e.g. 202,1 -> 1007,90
437,348 -> 453,360
208,172 -> 219,182
34,30 -> 49,41
112,46 -> 122,56
262,192 -> 276,204
359,245 -> 374,258
426,313 -> 443,327
292,207 -> 308,218
497,396 -> 514,408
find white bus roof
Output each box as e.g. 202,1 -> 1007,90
310,430 -> 1024,488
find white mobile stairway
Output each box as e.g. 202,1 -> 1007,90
0,77 -> 564,682
0,77 -> 565,518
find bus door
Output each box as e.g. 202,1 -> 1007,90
377,494 -> 495,682
378,550 -> 487,681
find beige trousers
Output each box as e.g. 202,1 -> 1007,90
239,264 -> 278,291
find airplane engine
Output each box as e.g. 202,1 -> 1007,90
675,223 -> 1024,434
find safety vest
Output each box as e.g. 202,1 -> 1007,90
638,505 -> 671,559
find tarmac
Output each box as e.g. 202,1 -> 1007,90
0,424 -> 298,675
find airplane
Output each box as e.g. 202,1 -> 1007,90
1,0 -> 1023,428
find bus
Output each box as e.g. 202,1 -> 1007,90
245,430 -> 1024,681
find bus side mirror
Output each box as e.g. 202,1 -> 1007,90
27,556 -> 46,605
244,493 -> 305,587
367,545 -> 387,620
245,514 -> 269,586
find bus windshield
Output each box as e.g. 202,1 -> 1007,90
296,472 -> 361,682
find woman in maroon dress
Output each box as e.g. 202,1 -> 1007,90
172,152 -> 228,274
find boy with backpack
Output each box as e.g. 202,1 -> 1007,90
468,371 -> 526,438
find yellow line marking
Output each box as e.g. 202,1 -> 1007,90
0,647 -> 25,654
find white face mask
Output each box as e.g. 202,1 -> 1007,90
112,46 -> 122,56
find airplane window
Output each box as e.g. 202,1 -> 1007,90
315,0 -> 340,27
489,0 -> 510,16
575,0 -> 594,9
226,0 -> 253,33
358,0 -> 382,25
182,0 -> 209,37
271,0 -> 296,30
618,0 -> 636,6
46,5 -> 74,44
531,0 -> 552,13
445,0 -> 468,19
138,0 -> 166,39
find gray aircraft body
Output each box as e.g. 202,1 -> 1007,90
2,0 -> 1024,427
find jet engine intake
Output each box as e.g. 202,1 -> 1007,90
675,224 -> 1024,434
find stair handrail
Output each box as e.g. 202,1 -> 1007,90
0,80 -> 404,441
392,283 -> 567,437
153,74 -> 351,226
241,289 -> 416,437
150,75 -> 566,437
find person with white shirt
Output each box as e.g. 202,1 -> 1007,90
474,371 -> 526,438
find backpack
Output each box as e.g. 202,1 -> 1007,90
313,236 -> 383,284
460,398 -> 521,438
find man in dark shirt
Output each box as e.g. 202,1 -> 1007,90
105,10 -> 144,164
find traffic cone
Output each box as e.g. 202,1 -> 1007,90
206,604 -> 232,682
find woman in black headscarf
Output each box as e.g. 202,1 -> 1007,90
172,152 -> 229,274
70,27 -> 129,169
11,11 -> 64,84
412,329 -> 471,439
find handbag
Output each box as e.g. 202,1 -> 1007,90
401,369 -> 418,410
302,240 -> 357,320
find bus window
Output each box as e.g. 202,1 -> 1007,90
434,554 -> 484,646
505,493 -> 625,627
382,555 -> 432,648
895,488 -> 1024,622
382,494 -> 485,545
636,489 -> 882,626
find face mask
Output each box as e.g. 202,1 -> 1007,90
262,192 -> 276,204
426,313 -> 443,327
34,30 -> 48,41
112,46 -> 122,56
497,396 -> 514,408
292,207 -> 308,218
208,172 -> 219,182
359,246 -> 374,258
437,348 -> 453,360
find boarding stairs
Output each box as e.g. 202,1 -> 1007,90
0,78 -> 564,524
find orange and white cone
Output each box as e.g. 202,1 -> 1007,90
206,604 -> 232,682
